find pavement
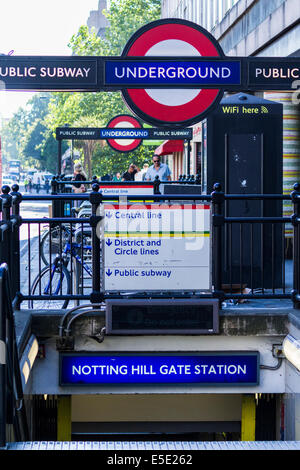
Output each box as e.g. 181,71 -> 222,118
19,189 -> 51,305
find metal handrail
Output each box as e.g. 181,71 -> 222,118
0,263 -> 29,447
1,181 -> 299,308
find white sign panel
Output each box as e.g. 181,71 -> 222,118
102,203 -> 211,291
99,184 -> 153,196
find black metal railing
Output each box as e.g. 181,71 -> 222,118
0,180 -> 300,310
0,263 -> 29,447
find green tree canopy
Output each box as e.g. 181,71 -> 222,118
2,93 -> 62,173
46,0 -> 161,177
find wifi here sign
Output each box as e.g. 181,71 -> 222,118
221,104 -> 270,115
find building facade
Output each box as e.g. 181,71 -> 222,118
159,0 -> 300,440
161,0 -> 300,194
87,0 -> 109,38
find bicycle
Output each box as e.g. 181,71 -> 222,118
30,233 -> 93,309
40,202 -> 91,265
40,223 -> 72,265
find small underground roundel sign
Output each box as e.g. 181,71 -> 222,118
105,114 -> 144,152
121,18 -> 225,127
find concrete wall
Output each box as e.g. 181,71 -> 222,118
28,334 -> 287,395
212,0 -> 300,57
72,394 -> 243,422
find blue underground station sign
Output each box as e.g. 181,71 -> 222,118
0,18 -> 300,127
59,352 -> 260,386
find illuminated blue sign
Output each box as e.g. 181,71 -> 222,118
59,352 -> 259,386
105,60 -> 241,87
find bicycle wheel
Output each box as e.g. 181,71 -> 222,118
40,225 -> 71,265
30,263 -> 71,309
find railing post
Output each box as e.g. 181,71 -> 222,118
0,267 -> 7,447
10,184 -> 22,303
153,176 -> 161,194
1,186 -> 12,272
89,183 -> 103,305
51,175 -> 64,218
291,182 -> 300,308
211,182 -> 225,308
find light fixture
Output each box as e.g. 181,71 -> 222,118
282,334 -> 300,372
20,335 -> 39,386
0,339 -> 5,365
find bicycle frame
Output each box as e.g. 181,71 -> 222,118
42,242 -> 92,296
67,242 -> 93,277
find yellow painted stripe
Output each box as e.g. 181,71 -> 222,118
241,395 -> 256,441
104,232 -> 210,237
57,396 -> 71,441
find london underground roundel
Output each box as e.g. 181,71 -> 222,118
121,19 -> 225,127
106,114 -> 143,152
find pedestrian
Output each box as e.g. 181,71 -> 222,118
28,178 -> 32,193
112,172 -> 122,181
45,179 -> 50,194
122,164 -> 138,181
24,177 -> 28,192
36,177 -> 41,194
134,163 -> 149,181
145,155 -> 171,181
72,163 -> 87,193
101,173 -> 111,181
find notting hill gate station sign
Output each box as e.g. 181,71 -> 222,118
0,18 -> 300,128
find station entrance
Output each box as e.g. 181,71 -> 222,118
28,393 -> 279,442
1,18 -> 300,451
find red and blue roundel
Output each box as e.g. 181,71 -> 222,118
121,19 -> 225,127
106,114 -> 143,152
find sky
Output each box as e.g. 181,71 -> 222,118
0,0 -> 99,119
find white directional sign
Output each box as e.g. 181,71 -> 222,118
102,203 -> 211,291
99,184 -> 153,196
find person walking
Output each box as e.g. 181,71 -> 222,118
72,163 -> 87,193
28,178 -> 32,193
113,172 -> 122,181
145,155 -> 171,181
44,179 -> 50,194
122,164 -> 138,181
135,163 -> 149,181
36,177 -> 41,194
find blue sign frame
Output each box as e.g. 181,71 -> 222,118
59,351 -> 260,387
104,58 -> 242,88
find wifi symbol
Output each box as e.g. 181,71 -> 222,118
261,106 -> 269,113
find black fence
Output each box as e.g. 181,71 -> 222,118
1,180 -> 300,310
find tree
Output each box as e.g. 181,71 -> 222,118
1,93 -> 61,173
73,116 -> 105,178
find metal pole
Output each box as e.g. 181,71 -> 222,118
211,182 -> 225,308
0,267 -> 6,447
185,139 -> 191,176
10,184 -> 22,300
89,183 -> 103,305
1,186 -> 12,275
291,182 -> 300,308
57,139 -> 62,175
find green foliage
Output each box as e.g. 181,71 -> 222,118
92,143 -> 157,178
2,0 -> 161,176
48,0 -> 161,177
2,93 -> 60,172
